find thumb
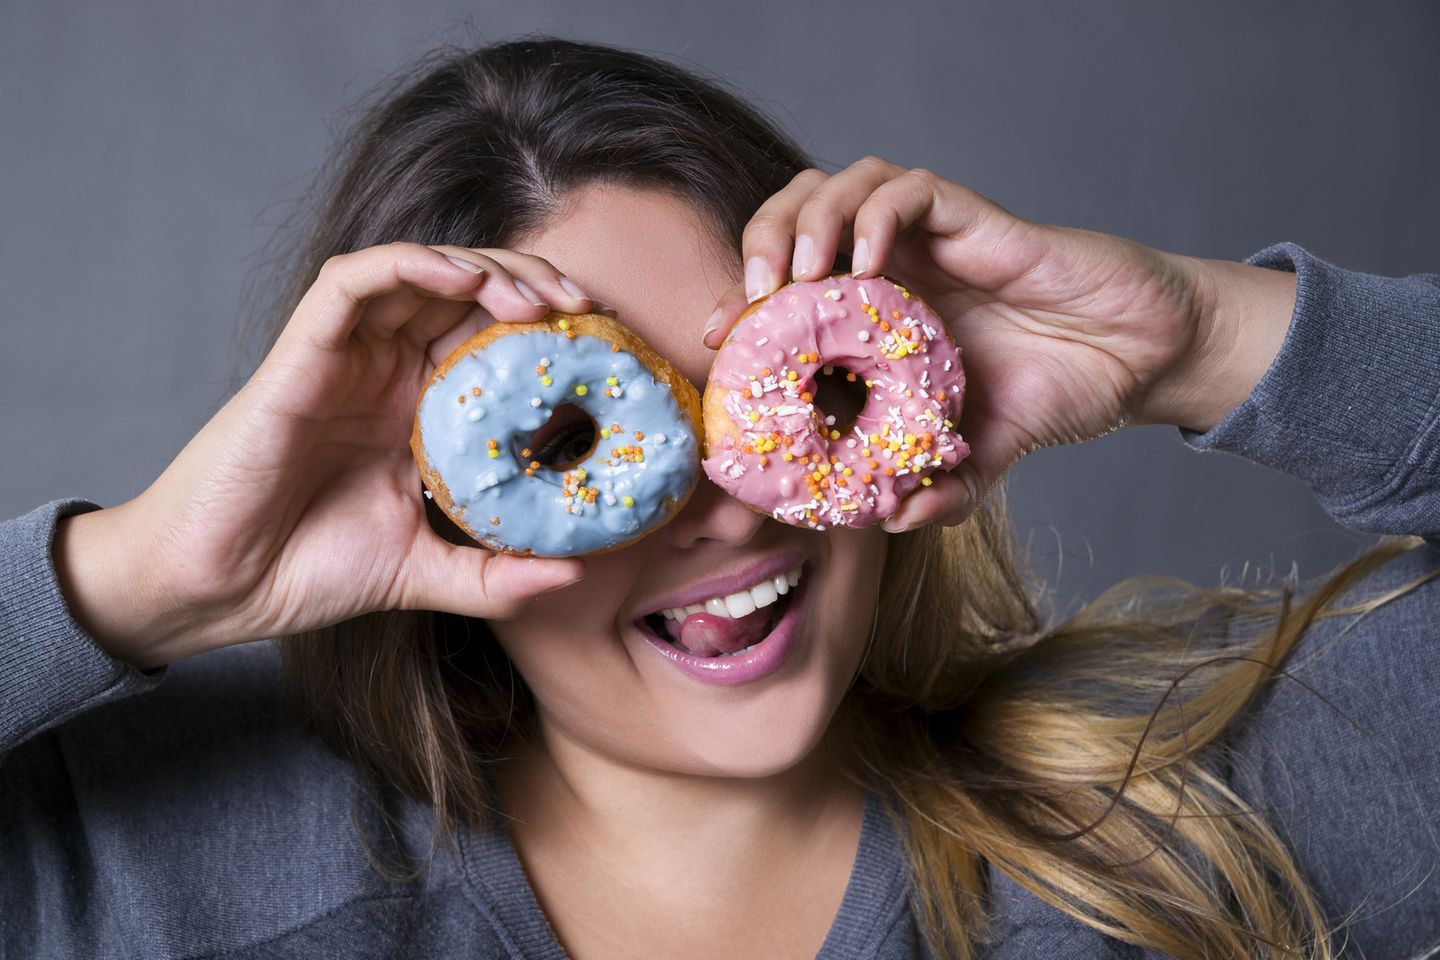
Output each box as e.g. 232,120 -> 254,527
882,418 -> 1029,531
701,279 -> 759,349
400,529 -> 585,619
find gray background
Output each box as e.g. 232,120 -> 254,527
3,1 -> 1436,619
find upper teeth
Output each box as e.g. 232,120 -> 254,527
660,566 -> 802,621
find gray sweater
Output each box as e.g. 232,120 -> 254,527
3,243 -> 1439,959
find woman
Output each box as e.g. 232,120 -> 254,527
4,36 -> 1438,959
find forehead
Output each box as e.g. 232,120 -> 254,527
514,182 -> 740,385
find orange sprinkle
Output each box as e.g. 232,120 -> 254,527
490,516 -> 501,526
565,330 -> 576,339
861,473 -> 873,484
891,309 -> 902,319
520,447 -> 532,458
529,460 -> 540,470
885,468 -> 895,476
879,320 -> 891,332
611,343 -> 620,352
457,395 -> 466,404
935,390 -> 946,401
846,372 -> 857,382
800,391 -> 813,403
761,367 -> 772,377
633,431 -> 644,441
472,386 -> 482,396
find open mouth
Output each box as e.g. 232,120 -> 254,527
637,565 -> 803,659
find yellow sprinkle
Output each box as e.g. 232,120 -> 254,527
782,452 -> 794,462
786,370 -> 799,381
842,467 -> 853,476
600,428 -> 611,439
606,376 -> 618,386
488,449 -> 500,459
818,463 -> 831,475
921,476 -> 933,486
829,429 -> 840,440
557,318 -> 571,331
541,375 -> 552,386
621,495 -> 635,508
575,384 -> 589,396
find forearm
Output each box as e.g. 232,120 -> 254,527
1136,254 -> 1298,434
51,500 -> 211,671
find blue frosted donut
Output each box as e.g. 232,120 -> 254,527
411,315 -> 702,557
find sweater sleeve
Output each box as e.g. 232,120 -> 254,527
1179,243 -> 1440,542
0,498 -> 167,757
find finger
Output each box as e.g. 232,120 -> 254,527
701,279 -> 754,349
400,529 -> 586,619
789,155 -> 908,282
739,167 -> 830,303
440,246 -> 599,315
281,242 -> 497,354
850,170 -> 1030,289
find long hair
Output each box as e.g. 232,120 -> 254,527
247,33 -> 1437,958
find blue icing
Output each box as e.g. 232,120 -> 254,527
417,331 -> 697,555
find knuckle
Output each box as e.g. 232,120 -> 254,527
790,166 -> 828,187
905,166 -> 939,186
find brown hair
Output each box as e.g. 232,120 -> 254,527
245,32 -> 1438,958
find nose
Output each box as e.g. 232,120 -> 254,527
662,472 -> 766,549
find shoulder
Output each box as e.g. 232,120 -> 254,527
3,640 -> 443,959
1223,539 -> 1440,954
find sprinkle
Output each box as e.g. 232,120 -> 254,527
557,319 -> 571,331
921,476 -> 934,487
575,384 -> 589,396
755,337 -> 769,346
858,330 -> 871,343
653,433 -> 667,444
750,382 -> 764,398
488,449 -> 500,459
471,387 -> 482,396
541,375 -> 553,387
607,376 -> 618,386
823,288 -> 842,300
530,397 -> 542,407
490,516 -> 501,526
611,343 -> 620,352
423,490 -> 433,499
457,395 -> 466,405
540,356 -> 552,366
600,427 -> 611,439
633,431 -> 645,441
621,495 -> 635,508
467,407 -> 484,422
829,429 -> 840,440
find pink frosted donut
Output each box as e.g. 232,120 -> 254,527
701,273 -> 970,529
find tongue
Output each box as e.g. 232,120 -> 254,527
668,609 -> 771,657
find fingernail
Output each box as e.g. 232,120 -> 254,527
792,234 -> 813,279
882,517 -> 912,534
444,255 -> 485,274
702,307 -> 724,344
513,278 -> 547,307
745,257 -> 772,303
851,237 -> 870,277
557,275 -> 588,301
591,299 -> 618,317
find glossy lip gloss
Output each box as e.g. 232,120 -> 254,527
637,571 -> 806,686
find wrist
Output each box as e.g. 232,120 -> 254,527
52,501 -> 214,671
1135,254 -> 1297,433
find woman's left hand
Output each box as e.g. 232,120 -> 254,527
702,156 -> 1296,531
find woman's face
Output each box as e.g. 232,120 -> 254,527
487,182 -> 885,779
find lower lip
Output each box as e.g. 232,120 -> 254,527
639,577 -> 806,686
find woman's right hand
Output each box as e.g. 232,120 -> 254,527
54,242 -> 597,670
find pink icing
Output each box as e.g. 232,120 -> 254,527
702,274 -> 970,529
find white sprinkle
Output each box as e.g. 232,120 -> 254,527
846,438 -> 857,448
750,381 -> 764,398
823,288 -> 842,300
823,365 -> 834,375
466,407 -> 485,422
540,356 -> 551,366
605,495 -> 617,506
652,433 -> 667,445
858,285 -> 870,305
530,397 -> 542,407
790,346 -> 799,355
858,330 -> 871,343
755,337 -> 769,346
825,414 -> 836,426
423,490 -> 433,500
611,385 -> 624,397
944,359 -> 953,371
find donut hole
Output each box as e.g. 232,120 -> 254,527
812,365 -> 869,436
525,403 -> 599,471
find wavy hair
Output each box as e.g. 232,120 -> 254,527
246,32 -> 1438,958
